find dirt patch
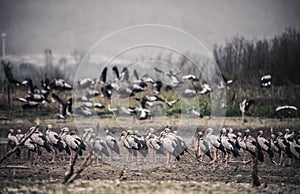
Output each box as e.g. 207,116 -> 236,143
1,117 -> 300,193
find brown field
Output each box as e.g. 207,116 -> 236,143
0,117 -> 300,193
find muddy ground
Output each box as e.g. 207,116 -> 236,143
0,117 -> 300,193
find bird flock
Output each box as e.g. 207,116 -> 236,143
6,125 -> 300,168
195,127 -> 300,167
8,61 -> 297,122
2,62 -> 300,172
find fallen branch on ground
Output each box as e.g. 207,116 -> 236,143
62,130 -> 93,185
65,151 -> 93,184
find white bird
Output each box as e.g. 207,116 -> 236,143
220,128 -> 240,166
77,78 -> 95,89
59,127 -> 86,164
243,129 -> 264,162
24,137 -> 41,163
119,131 -> 138,162
30,127 -> 52,163
51,93 -> 73,119
166,70 -> 180,87
7,129 -> 21,158
45,125 -> 65,163
287,138 -> 300,160
276,106 -> 297,112
239,99 -> 254,122
205,128 -> 226,163
257,130 -> 274,162
145,133 -> 165,162
182,74 -> 198,81
275,106 -> 297,121
16,129 -> 24,142
221,74 -> 234,88
158,129 -> 186,166
50,78 -> 72,90
105,130 -> 120,162
183,88 -> 197,98
187,106 -> 203,118
260,75 -> 272,88
227,128 -> 237,145
195,131 -> 213,161
199,83 -> 211,95
236,132 -> 247,162
275,132 -> 290,165
92,136 -> 110,164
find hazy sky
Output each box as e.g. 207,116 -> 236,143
1,0 -> 299,55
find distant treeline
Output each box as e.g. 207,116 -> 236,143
213,28 -> 300,86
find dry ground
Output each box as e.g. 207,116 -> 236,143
0,117 -> 300,193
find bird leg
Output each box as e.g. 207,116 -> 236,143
69,151 -> 73,165
50,148 -> 56,163
279,152 -> 284,166
211,148 -> 217,164
96,156 -> 99,165
242,112 -> 246,122
166,153 -> 171,168
34,149 -> 39,165
109,148 -> 113,163
225,153 -> 229,167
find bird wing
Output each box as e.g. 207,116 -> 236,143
133,69 -> 139,80
154,67 -> 164,74
112,66 -> 120,80
52,93 -> 64,105
99,67 -> 108,83
121,67 -> 129,81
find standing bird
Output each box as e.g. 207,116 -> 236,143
275,131 -> 290,166
269,133 -> 280,164
257,130 -> 275,163
205,128 -> 226,163
236,132 -> 247,163
244,129 -> 264,162
93,136 -> 110,164
286,136 -> 300,161
195,131 -> 213,161
239,99 -> 254,122
283,129 -> 300,164
227,128 -> 237,145
7,129 -> 21,158
30,127 -> 52,164
164,129 -> 188,163
105,130 -> 120,162
24,137 -> 41,164
220,128 -> 240,166
145,132 -> 165,162
158,131 -> 183,166
59,127 -> 85,164
45,125 -> 65,163
16,129 -> 24,142
119,131 -> 138,162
